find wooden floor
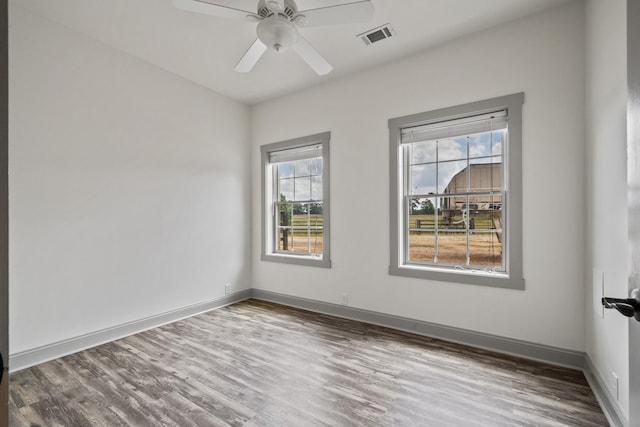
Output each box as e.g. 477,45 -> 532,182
9,300 -> 608,426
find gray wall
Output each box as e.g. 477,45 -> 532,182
252,2 -> 586,351
8,5 -> 252,357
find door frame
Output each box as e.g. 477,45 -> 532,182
628,0 -> 640,426
0,0 -> 9,425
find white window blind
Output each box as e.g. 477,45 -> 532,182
268,144 -> 322,164
401,110 -> 508,144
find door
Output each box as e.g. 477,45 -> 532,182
0,1 -> 7,426
628,1 -> 640,425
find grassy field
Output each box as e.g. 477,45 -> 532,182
409,232 -> 502,268
278,213 -> 323,253
409,211 -> 502,268
276,212 -> 501,267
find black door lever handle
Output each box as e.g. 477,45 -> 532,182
602,288 -> 640,321
602,298 -> 636,317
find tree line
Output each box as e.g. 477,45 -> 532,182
411,198 -> 435,215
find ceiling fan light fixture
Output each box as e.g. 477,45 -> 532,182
257,16 -> 298,52
174,0 -> 375,74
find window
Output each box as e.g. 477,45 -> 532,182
261,132 -> 331,268
389,94 -> 524,289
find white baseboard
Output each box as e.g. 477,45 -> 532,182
8,289 -> 586,372
251,289 -> 585,370
583,354 -> 628,427
252,290 -> 631,424
9,290 -> 251,372
10,287 -> 624,427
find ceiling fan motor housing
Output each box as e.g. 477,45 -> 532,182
257,0 -> 297,19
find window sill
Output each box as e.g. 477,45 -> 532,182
389,264 -> 524,290
261,253 -> 331,268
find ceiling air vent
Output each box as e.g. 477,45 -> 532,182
358,24 -> 395,45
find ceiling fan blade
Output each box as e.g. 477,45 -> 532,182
293,35 -> 333,76
297,0 -> 374,27
235,39 -> 268,72
173,0 -> 254,21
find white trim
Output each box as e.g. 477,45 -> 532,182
400,110 -> 507,144
583,354 -> 628,427
9,290 -> 251,372
251,289 -> 584,370
9,287 -> 617,426
260,132 -> 331,268
389,93 -> 524,289
268,144 -> 322,163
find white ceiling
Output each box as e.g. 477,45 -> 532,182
12,0 -> 572,105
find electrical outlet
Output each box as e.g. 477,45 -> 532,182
341,294 -> 349,305
611,372 -> 619,401
224,284 -> 230,295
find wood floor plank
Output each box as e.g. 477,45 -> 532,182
9,300 -> 609,426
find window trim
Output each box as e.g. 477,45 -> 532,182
261,132 -> 331,268
389,93 -> 524,289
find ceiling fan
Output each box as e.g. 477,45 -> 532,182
173,0 -> 375,75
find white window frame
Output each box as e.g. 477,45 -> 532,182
388,94 -> 524,289
261,132 -> 331,268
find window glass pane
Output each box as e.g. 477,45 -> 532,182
410,164 -> 437,195
410,141 -> 436,165
469,133 -> 493,159
295,159 -> 311,177
469,131 -> 506,159
310,158 -> 323,176
490,130 -> 504,156
309,229 -> 323,255
276,202 -> 324,256
409,197 -> 436,230
411,197 -> 438,217
439,198 -> 467,231
279,178 -> 294,201
277,228 -> 294,252
309,202 -> 323,216
436,232 -> 468,265
491,208 -> 503,250
468,232 -> 502,269
469,155 -> 502,167
294,177 -> 311,201
437,138 -> 467,162
468,163 -> 502,194
278,229 -> 317,255
310,218 -> 323,233
408,231 -> 435,262
311,176 -> 322,200
279,162 -> 295,179
488,193 -> 503,212
438,160 -> 467,194
463,197 -> 485,214
466,207 -> 494,231
277,204 -> 292,227
292,203 -> 308,216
